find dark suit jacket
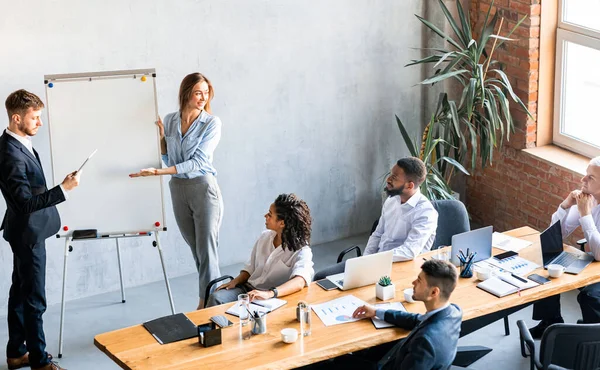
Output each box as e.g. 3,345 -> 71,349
0,131 -> 65,244
381,303 -> 462,370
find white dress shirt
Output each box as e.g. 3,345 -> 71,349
243,230 -> 314,290
5,129 -> 68,198
552,203 -> 600,260
364,190 -> 438,262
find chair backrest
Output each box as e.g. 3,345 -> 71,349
431,199 -> 470,250
540,323 -> 600,370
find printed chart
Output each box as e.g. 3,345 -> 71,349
311,295 -> 367,326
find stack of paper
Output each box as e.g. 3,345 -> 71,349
492,232 -> 533,252
225,298 -> 287,317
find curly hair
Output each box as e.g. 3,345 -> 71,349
273,194 -> 312,252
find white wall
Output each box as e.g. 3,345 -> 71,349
0,0 -> 427,311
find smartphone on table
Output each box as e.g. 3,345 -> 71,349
528,273 -> 551,285
316,278 -> 338,291
210,315 -> 234,328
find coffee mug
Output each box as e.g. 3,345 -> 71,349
281,328 -> 298,343
547,264 -> 565,278
404,288 -> 415,303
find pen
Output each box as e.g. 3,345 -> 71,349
511,273 -> 528,283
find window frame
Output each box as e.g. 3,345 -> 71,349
553,0 -> 600,158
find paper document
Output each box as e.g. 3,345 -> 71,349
371,302 -> 407,329
488,255 -> 539,276
492,232 -> 532,252
225,298 -> 286,317
77,149 -> 98,173
311,295 -> 366,327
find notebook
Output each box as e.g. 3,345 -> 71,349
371,302 -> 407,329
477,274 -> 539,298
143,313 -> 197,344
225,298 -> 287,317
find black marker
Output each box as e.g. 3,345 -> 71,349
511,273 -> 528,283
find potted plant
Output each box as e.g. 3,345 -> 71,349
376,276 -> 395,301
394,0 -> 531,200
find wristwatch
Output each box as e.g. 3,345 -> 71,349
269,287 -> 278,298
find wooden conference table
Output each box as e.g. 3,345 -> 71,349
94,226 -> 600,369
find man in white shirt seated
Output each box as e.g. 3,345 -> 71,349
364,157 -> 438,262
529,156 -> 600,339
315,157 -> 438,279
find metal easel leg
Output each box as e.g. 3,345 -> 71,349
116,238 -> 126,303
154,231 -> 175,314
58,237 -> 71,358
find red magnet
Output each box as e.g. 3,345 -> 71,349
63,226 -> 69,231
154,222 -> 161,227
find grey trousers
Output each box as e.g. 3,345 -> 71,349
206,283 -> 253,307
170,176 -> 223,301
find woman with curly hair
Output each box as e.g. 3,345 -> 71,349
206,193 -> 314,306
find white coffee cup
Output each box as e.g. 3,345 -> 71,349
281,328 -> 298,343
547,264 -> 565,278
404,288 -> 415,303
475,267 -> 492,281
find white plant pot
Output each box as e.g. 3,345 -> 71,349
376,283 -> 395,301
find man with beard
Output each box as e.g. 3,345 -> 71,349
529,156 -> 600,339
1,89 -> 79,370
363,157 -> 438,262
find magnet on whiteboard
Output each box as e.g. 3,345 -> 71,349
141,76 -> 147,82
48,82 -> 54,88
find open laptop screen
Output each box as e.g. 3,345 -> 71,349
540,220 -> 563,266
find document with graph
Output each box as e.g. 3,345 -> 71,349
311,295 -> 367,326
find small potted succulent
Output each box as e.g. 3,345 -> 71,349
376,276 -> 395,301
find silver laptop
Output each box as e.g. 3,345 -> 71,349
450,226 -> 493,266
541,220 -> 593,274
326,250 -> 393,290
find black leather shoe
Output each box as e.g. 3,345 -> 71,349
529,317 -> 564,339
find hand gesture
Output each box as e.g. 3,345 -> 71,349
129,168 -> 157,178
352,304 -> 377,319
156,117 -> 164,139
61,170 -> 80,191
561,190 -> 581,210
216,280 -> 238,291
577,192 -> 595,217
248,290 -> 273,301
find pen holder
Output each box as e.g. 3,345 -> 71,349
460,260 -> 474,278
197,322 -> 222,347
251,312 -> 267,335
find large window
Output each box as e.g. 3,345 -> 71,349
553,0 -> 600,157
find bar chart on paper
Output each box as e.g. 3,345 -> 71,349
311,295 -> 366,326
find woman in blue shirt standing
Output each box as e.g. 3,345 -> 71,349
130,72 -> 223,309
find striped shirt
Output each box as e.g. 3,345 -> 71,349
161,110 -> 221,178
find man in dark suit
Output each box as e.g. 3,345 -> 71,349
1,89 -> 80,370
348,259 -> 462,370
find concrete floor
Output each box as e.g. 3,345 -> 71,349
0,234 -> 582,370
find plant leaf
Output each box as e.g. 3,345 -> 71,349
395,115 -> 418,157
440,156 -> 470,175
421,69 -> 468,85
415,15 -> 462,50
437,0 -> 468,47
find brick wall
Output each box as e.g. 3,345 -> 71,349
466,0 -> 584,241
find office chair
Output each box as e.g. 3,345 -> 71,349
431,199 -> 470,249
204,275 -> 235,308
517,319 -> 600,370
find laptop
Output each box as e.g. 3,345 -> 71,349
450,226 -> 493,266
326,250 -> 393,290
540,220 -> 593,274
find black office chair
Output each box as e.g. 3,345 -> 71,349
517,319 -> 600,370
431,199 -> 470,249
203,275 -> 235,308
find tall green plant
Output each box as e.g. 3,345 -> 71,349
406,0 -> 531,183
395,114 -> 469,200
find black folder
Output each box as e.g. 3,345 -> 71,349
143,313 -> 197,344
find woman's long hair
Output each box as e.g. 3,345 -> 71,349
273,194 -> 312,252
178,72 -> 214,114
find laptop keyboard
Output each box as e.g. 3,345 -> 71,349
552,252 -> 578,267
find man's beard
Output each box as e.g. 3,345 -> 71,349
385,184 -> 405,197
